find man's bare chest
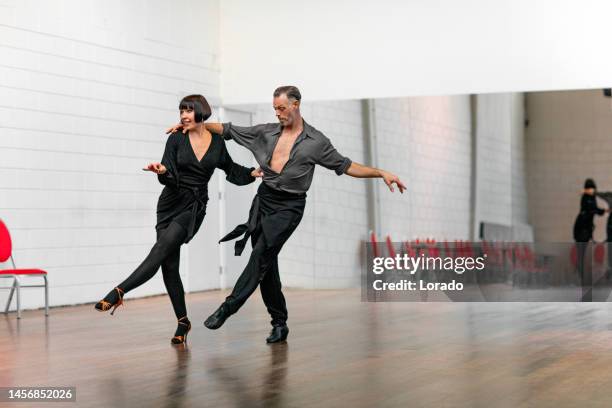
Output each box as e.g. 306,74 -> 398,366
270,132 -> 300,172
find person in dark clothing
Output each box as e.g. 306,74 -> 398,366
573,178 -> 608,301
166,85 -> 406,343
596,188 -> 612,278
95,95 -> 260,345
574,179 -> 606,241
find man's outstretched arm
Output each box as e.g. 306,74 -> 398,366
165,122 -> 223,134
345,162 -> 406,193
205,123 -> 224,134
317,136 -> 406,194
165,122 -> 264,151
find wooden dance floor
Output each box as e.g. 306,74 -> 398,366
4,289 -> 612,407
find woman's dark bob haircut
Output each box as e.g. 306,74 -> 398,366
179,94 -> 211,123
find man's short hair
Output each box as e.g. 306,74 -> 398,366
179,94 -> 212,123
273,86 -> 301,102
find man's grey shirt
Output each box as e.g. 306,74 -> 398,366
221,120 -> 352,194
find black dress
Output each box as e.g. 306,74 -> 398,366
573,193 -> 605,242
156,132 -> 255,243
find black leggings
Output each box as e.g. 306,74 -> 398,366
575,241 -> 592,302
117,222 -> 188,318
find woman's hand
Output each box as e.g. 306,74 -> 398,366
143,163 -> 167,175
251,167 -> 264,178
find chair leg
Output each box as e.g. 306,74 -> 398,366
43,275 -> 49,316
15,277 -> 21,319
4,278 -> 16,314
3,275 -> 49,318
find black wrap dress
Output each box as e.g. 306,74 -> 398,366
156,132 -> 255,243
573,193 -> 605,242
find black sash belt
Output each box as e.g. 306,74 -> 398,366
182,186 -> 208,242
219,195 -> 260,256
219,183 -> 306,256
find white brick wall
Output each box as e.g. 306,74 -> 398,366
526,90 -> 612,242
376,96 -> 473,241
0,0 -> 223,310
511,94 -> 529,225
475,94 -> 512,227
473,93 -> 528,235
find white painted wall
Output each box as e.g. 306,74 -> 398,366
0,0 -> 223,311
474,93 -> 528,233
511,95 -> 530,226
219,0 -> 612,105
375,96 -> 473,242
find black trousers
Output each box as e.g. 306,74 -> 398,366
223,224 -> 288,326
607,225 -> 612,271
575,241 -> 592,302
117,221 -> 188,318
222,184 -> 305,327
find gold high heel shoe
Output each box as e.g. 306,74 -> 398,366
94,287 -> 125,315
171,316 -> 191,344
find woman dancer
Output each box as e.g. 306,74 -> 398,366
573,178 -> 608,301
95,95 -> 260,344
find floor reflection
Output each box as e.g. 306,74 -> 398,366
208,343 -> 289,408
164,344 -> 192,408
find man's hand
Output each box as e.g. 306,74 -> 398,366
165,123 -> 185,134
143,163 -> 167,175
346,162 -> 406,193
380,170 -> 406,193
251,167 -> 264,178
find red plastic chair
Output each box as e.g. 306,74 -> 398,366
0,219 -> 48,319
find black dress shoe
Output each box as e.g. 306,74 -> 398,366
204,303 -> 230,330
266,325 -> 289,343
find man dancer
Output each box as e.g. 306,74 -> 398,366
168,86 -> 406,343
596,189 -> 612,279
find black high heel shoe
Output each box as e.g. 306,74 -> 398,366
171,316 -> 191,345
94,287 -> 125,315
